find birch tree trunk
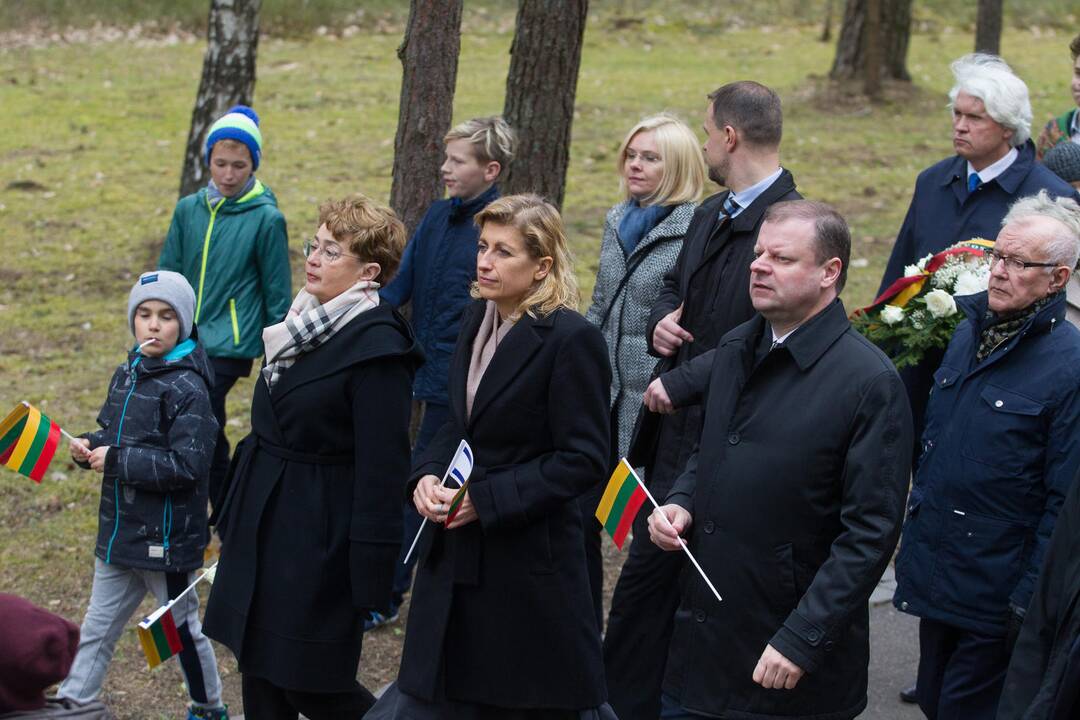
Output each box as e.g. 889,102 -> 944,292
179,0 -> 261,198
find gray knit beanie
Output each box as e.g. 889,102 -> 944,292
1043,141 -> 1080,185
127,271 -> 196,341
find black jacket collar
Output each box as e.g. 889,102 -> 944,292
731,297 -> 850,372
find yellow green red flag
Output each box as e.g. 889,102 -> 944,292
596,459 -> 648,550
0,402 -> 62,483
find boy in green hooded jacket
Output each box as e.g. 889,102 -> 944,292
159,105 -> 291,508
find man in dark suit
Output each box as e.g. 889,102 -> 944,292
649,201 -> 912,718
603,80 -> 801,720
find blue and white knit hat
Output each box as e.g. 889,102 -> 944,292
205,105 -> 263,169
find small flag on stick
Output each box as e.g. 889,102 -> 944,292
136,604 -> 183,669
597,458 -> 723,604
0,402 -> 68,483
445,476 -> 470,527
403,439 -> 474,564
596,459 -> 648,549
134,563 -> 217,669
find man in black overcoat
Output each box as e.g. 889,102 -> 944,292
603,80 -> 801,720
649,201 -> 913,719
998,466 -> 1080,720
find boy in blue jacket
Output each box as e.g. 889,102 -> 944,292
58,271 -> 227,720
374,116 -> 516,628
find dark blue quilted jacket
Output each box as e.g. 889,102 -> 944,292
81,332 -> 218,572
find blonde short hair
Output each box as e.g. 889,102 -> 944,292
472,194 -> 579,318
444,116 -> 517,174
617,113 -> 706,206
318,194 -> 406,284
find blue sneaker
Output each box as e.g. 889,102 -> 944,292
187,705 -> 229,720
363,609 -> 399,632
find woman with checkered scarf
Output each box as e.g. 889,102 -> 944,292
204,195 -> 423,718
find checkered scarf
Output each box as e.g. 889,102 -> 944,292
261,281 -> 380,392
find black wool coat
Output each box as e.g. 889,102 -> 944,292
663,301 -> 912,720
203,305 -> 422,692
396,302 -> 612,710
629,171 -> 800,495
998,465 -> 1080,720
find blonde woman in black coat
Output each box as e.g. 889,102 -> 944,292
367,195 -> 615,720
204,196 -> 422,719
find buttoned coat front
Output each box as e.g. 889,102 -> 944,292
663,301 -> 912,720
396,301 -> 612,711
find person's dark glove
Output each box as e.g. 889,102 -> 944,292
1004,604 -> 1026,654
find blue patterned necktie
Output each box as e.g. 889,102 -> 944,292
967,173 -> 981,193
720,194 -> 740,221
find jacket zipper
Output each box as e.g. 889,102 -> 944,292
194,197 -> 227,323
229,298 -> 241,345
162,496 -> 172,566
105,362 -> 139,563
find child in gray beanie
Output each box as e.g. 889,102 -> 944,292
56,272 -> 228,719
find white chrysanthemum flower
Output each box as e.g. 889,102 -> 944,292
904,264 -> 923,278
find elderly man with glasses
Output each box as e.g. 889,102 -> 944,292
892,191 -> 1080,719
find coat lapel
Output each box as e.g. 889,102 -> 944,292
467,311 -> 551,427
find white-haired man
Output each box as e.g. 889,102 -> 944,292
880,55 -> 1078,294
892,192 -> 1080,718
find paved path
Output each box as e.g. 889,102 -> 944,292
235,571 -> 926,720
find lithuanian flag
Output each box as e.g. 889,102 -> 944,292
445,477 -> 470,526
0,402 -> 62,483
137,603 -> 184,669
596,459 -> 649,550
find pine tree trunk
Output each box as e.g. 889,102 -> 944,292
863,0 -> 882,97
501,0 -> 589,210
829,0 -> 912,83
975,0 -> 1004,55
179,0 -> 261,198
389,0 -> 464,237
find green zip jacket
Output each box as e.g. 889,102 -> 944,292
159,180 -> 291,359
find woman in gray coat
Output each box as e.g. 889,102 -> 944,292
585,113 -> 705,459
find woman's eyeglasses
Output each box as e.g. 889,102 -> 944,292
303,238 -> 364,264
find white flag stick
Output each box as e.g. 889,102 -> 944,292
627,464 -> 723,604
401,462 -> 460,569
164,562 -> 218,611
